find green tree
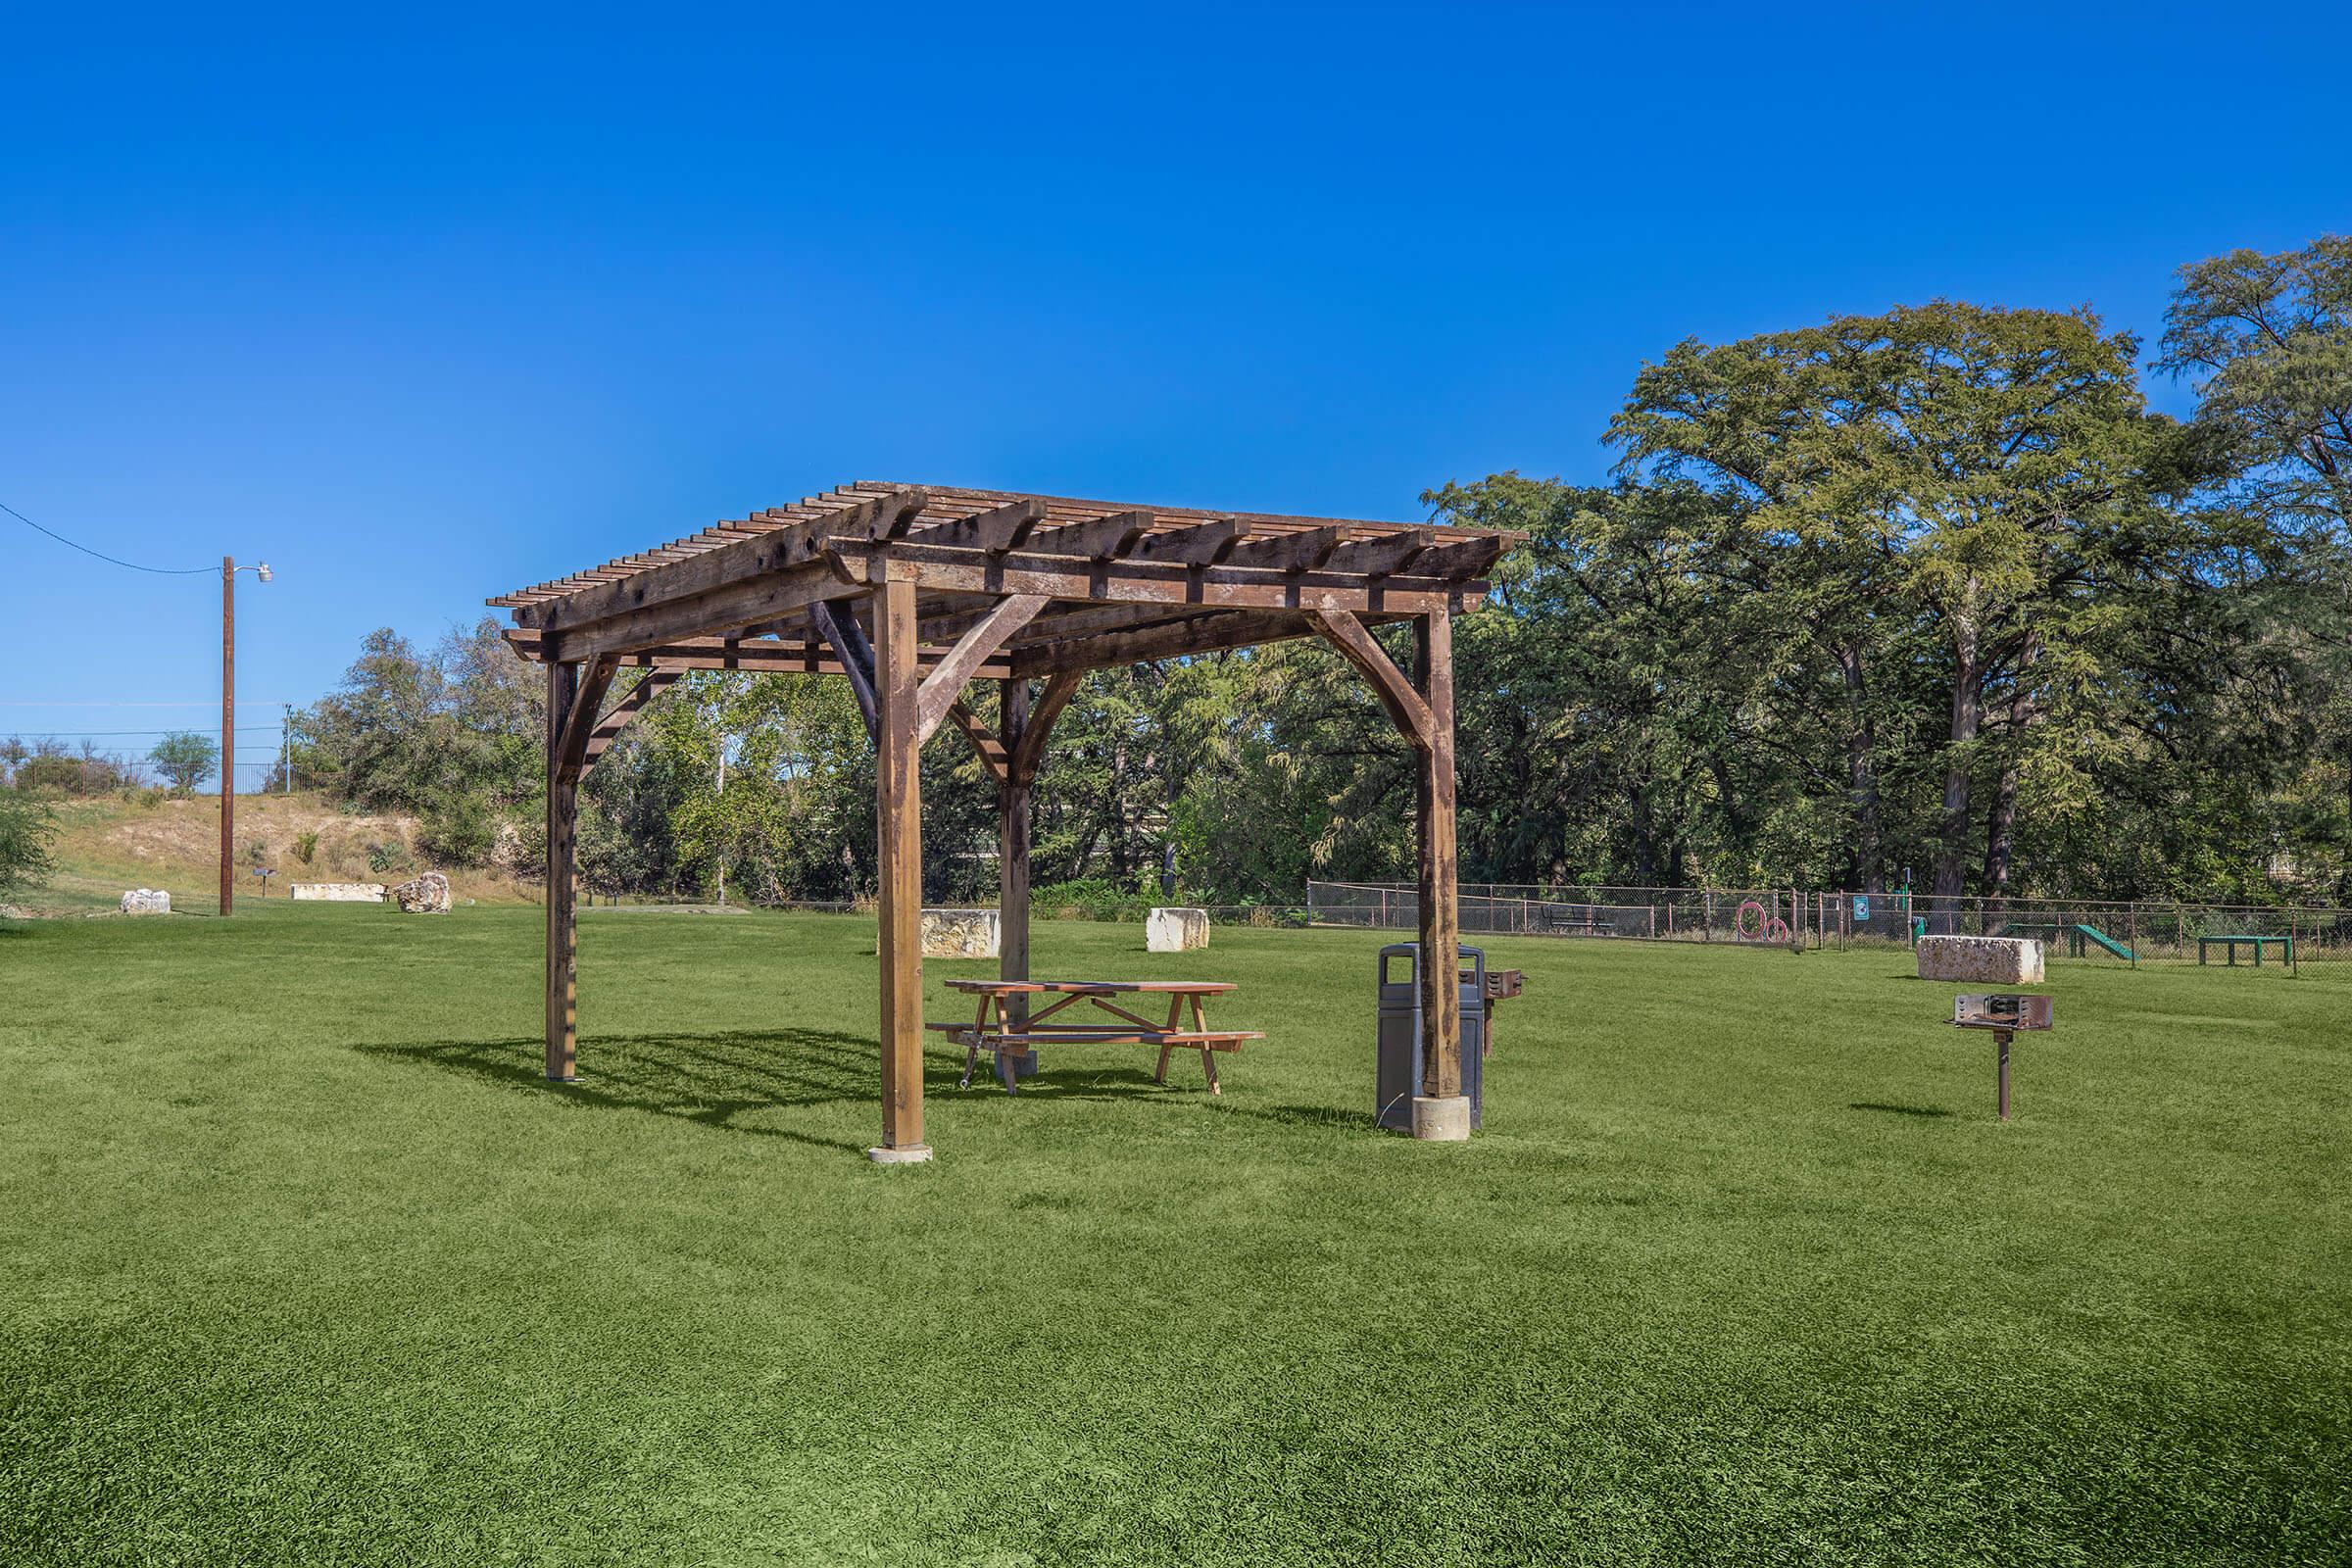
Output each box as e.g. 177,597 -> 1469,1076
149,730 -> 220,795
2163,238 -> 2352,895
1609,301 -> 2169,920
2160,236 -> 2352,536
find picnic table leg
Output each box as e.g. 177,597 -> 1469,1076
1153,994 -> 1180,1086
993,997 -> 1025,1098
1189,995 -> 1219,1095
959,994 -> 993,1090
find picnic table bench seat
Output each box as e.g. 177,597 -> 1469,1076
936,978 -> 1260,1095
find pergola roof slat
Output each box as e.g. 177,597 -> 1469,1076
493,478 -> 1516,676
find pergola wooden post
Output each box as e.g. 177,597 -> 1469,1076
1414,609 -> 1462,1121
494,481 -> 1515,1157
999,677 -> 1031,1025
873,567 -> 926,1155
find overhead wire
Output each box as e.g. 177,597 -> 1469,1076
4,499 -> 216,575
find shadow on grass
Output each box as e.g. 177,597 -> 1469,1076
1212,1101 -> 1372,1132
952,1055 -> 1220,1103
353,1028 -> 902,1153
1848,1101 -> 1954,1118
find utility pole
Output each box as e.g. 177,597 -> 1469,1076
714,740 -> 726,906
221,555 -> 235,917
282,703 -> 292,794
218,556 -> 272,915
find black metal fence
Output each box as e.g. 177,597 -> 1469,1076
1306,881 -> 2349,970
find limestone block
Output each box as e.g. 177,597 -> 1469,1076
291,883 -> 386,903
921,907 -> 999,959
1917,934 -> 2044,985
120,888 -> 172,915
1147,906 -> 1209,953
391,871 -> 453,914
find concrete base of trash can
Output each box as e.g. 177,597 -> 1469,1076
1411,1096 -> 1472,1142
864,1144 -> 934,1165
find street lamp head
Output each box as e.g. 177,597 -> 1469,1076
257,563 -> 273,582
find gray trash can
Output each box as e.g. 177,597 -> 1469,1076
1377,943 -> 1485,1132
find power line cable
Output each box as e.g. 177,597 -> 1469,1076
6,728 -> 286,738
3,499 -> 214,575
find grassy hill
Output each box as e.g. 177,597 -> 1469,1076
14,790 -> 538,915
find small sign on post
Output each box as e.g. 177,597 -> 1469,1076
1950,994 -> 2052,1121
251,865 -> 276,897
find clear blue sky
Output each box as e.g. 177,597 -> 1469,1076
4,2 -> 2344,789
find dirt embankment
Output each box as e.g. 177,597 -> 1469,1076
18,792 -> 539,914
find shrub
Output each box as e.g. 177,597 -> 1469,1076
367,839 -> 412,874
292,829 -> 319,865
419,795 -> 497,867
0,792 -> 56,900
1030,879 -> 1158,921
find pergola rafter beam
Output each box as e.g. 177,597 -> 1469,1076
1326,529 -> 1438,577
1228,525 -> 1345,572
1130,515 -> 1250,566
905,497 -> 1048,554
1026,509 -> 1154,562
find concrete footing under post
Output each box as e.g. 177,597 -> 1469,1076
1411,1096 -> 1472,1142
865,1144 -> 935,1165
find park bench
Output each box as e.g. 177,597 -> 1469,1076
1539,903 -> 1605,937
2197,934 -> 2293,967
932,979 -> 1262,1096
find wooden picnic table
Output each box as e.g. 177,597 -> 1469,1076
931,979 -> 1262,1096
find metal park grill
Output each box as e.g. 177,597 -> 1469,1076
1950,993 -> 2054,1121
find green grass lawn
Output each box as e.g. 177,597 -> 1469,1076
2,906 -> 2345,1565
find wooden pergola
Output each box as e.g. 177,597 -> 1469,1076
491,481 -> 1518,1159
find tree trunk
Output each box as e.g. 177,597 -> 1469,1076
1839,642 -> 1886,896
1931,613 -> 1982,934
1980,634 -> 2043,929
1981,761 -> 2020,928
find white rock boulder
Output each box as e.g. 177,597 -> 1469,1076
291,882 -> 386,903
1918,934 -> 2044,985
390,871 -> 453,914
1147,906 -> 1209,953
920,908 -> 999,959
120,888 -> 172,915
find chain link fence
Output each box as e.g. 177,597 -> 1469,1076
1307,881 -> 2350,971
